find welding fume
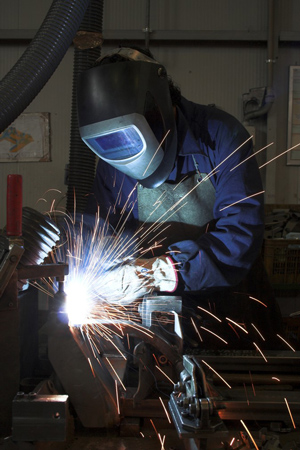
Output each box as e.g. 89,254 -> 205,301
77,46 -> 282,350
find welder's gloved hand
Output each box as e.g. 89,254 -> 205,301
100,264 -> 152,305
134,256 -> 178,293
101,256 -> 177,305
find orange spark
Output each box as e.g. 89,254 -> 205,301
240,420 -> 259,450
87,357 -> 96,378
249,296 -> 268,308
115,380 -> 120,415
243,383 -> 250,406
105,357 -> 126,391
103,335 -> 127,360
228,322 -> 241,339
253,342 -> 268,362
251,323 -> 265,341
159,397 -> 172,423
150,419 -> 165,448
219,191 -> 265,212
259,142 -> 300,169
197,306 -> 222,322
226,317 -> 248,334
159,434 -> 166,450
230,142 -> 274,172
191,317 -> 203,342
153,353 -> 160,366
126,333 -> 130,349
201,359 -> 232,388
249,371 -> 256,397
143,130 -> 170,176
277,334 -> 296,352
284,397 -> 296,429
155,365 -> 175,385
200,326 -> 228,344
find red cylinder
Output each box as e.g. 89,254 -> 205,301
7,174 -> 23,236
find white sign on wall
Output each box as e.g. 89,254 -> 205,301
0,112 -> 50,162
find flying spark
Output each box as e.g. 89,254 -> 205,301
197,306 -> 222,322
159,397 -> 172,423
253,342 -> 268,362
230,437 -> 236,446
87,357 -> 96,378
277,334 -> 296,352
159,434 -> 166,450
219,191 -> 265,212
150,419 -> 166,449
243,383 -> 250,406
249,371 -> 256,397
200,326 -> 228,344
105,357 -> 126,390
226,317 -> 248,334
191,317 -> 203,342
249,296 -> 268,308
155,365 -> 175,385
259,142 -> 300,169
201,359 -> 232,388
143,130 -> 170,176
240,420 -> 259,450
115,380 -> 120,415
251,323 -> 265,341
284,397 -> 296,429
230,142 -> 274,172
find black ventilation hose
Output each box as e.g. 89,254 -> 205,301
0,0 -> 91,134
66,0 -> 104,214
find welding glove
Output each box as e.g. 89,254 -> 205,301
133,256 -> 178,293
100,256 -> 177,305
100,263 -> 152,305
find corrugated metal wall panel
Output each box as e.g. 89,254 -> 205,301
279,0 -> 300,31
0,0 -> 52,29
103,0 -> 268,31
158,45 -> 268,121
19,0 -> 52,29
154,0 -> 268,32
0,0 -> 19,29
103,0 -> 146,30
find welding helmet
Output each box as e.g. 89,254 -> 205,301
77,48 -> 177,188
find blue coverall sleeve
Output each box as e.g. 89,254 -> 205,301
168,118 -> 265,292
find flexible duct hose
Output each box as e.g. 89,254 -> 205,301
66,0 -> 104,214
0,0 -> 90,134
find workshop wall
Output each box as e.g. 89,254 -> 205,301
1,0 -> 300,228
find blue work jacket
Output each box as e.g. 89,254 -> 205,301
86,97 -> 264,294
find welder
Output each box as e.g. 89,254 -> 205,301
77,46 -> 282,349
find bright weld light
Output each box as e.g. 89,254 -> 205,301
65,278 -> 93,326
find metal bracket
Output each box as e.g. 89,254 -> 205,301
169,355 -> 226,439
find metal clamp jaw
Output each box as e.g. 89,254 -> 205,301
169,355 -> 226,439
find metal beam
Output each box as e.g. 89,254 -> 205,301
1,29 -> 300,44
0,29 -> 270,43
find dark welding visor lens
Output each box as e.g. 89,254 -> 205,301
85,126 -> 146,161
